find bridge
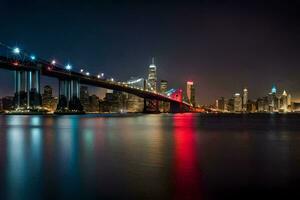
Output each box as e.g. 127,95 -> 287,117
0,43 -> 193,113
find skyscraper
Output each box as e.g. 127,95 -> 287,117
186,81 -> 196,106
42,85 -> 56,111
148,57 -> 157,92
160,80 -> 168,94
217,97 -> 226,111
80,86 -> 89,111
234,93 -> 242,112
243,88 -> 248,112
272,85 -> 277,94
281,90 -> 288,112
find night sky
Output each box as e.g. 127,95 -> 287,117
1,0 -> 300,104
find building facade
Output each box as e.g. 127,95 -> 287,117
148,58 -> 157,92
186,81 -> 196,106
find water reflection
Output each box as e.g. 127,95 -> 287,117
6,127 -> 26,200
173,114 -> 202,199
1,114 -> 300,200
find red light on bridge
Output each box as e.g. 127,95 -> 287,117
187,81 -> 193,85
13,62 -> 19,66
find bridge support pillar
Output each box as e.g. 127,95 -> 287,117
57,79 -> 83,112
14,70 -> 41,110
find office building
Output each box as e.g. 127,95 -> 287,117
186,81 -> 196,106
234,93 -> 242,112
160,80 -> 168,94
243,88 -> 248,111
148,58 -> 157,92
80,86 -> 89,111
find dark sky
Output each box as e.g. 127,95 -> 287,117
1,0 -> 300,104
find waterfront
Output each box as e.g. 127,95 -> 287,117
0,113 -> 300,199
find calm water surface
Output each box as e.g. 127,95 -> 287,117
0,113 -> 300,200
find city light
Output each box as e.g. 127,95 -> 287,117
13,47 -> 20,54
86,72 -> 90,76
111,78 -> 114,82
51,60 -> 56,65
65,64 -> 72,70
30,55 -> 36,60
101,73 -> 104,77
97,74 -> 101,78
80,69 -> 84,73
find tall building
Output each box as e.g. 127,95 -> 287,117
280,90 -> 288,112
234,93 -> 242,112
256,98 -> 264,112
89,94 -> 100,112
148,58 -> 157,92
243,88 -> 248,112
217,97 -> 226,111
287,94 -> 292,111
271,85 -> 277,94
42,85 -> 57,111
80,86 -> 89,111
227,98 -> 234,112
160,80 -> 168,94
186,81 -> 196,106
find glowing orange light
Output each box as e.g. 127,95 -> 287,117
187,81 -> 194,85
13,62 -> 19,66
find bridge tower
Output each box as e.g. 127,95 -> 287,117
56,79 -> 83,112
14,69 -> 41,110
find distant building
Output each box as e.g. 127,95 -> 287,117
99,90 -> 127,113
2,96 -> 14,110
186,81 -> 196,106
227,98 -> 234,112
80,86 -> 89,111
160,80 -> 168,94
293,102 -> 300,112
0,98 -> 3,111
256,98 -> 264,112
89,94 -> 100,112
272,85 -> 277,94
247,100 -> 256,113
148,58 -> 157,92
217,97 -> 226,111
280,90 -> 288,112
234,93 -> 242,112
243,88 -> 248,112
42,85 -> 57,111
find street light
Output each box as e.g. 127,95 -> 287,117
86,72 -> 90,76
51,60 -> 56,65
97,74 -> 101,78
80,69 -> 84,73
13,47 -> 20,54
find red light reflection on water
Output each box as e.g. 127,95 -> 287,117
173,114 -> 202,199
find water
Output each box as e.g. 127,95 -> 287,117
0,113 -> 300,200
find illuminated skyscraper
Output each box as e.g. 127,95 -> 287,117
281,90 -> 288,112
186,81 -> 196,106
148,57 -> 157,92
234,93 -> 242,112
272,85 -> 277,94
243,88 -> 248,112
160,80 -> 168,94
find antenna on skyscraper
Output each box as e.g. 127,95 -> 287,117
152,57 -> 155,65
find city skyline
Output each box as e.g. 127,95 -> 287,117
0,1 -> 300,104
